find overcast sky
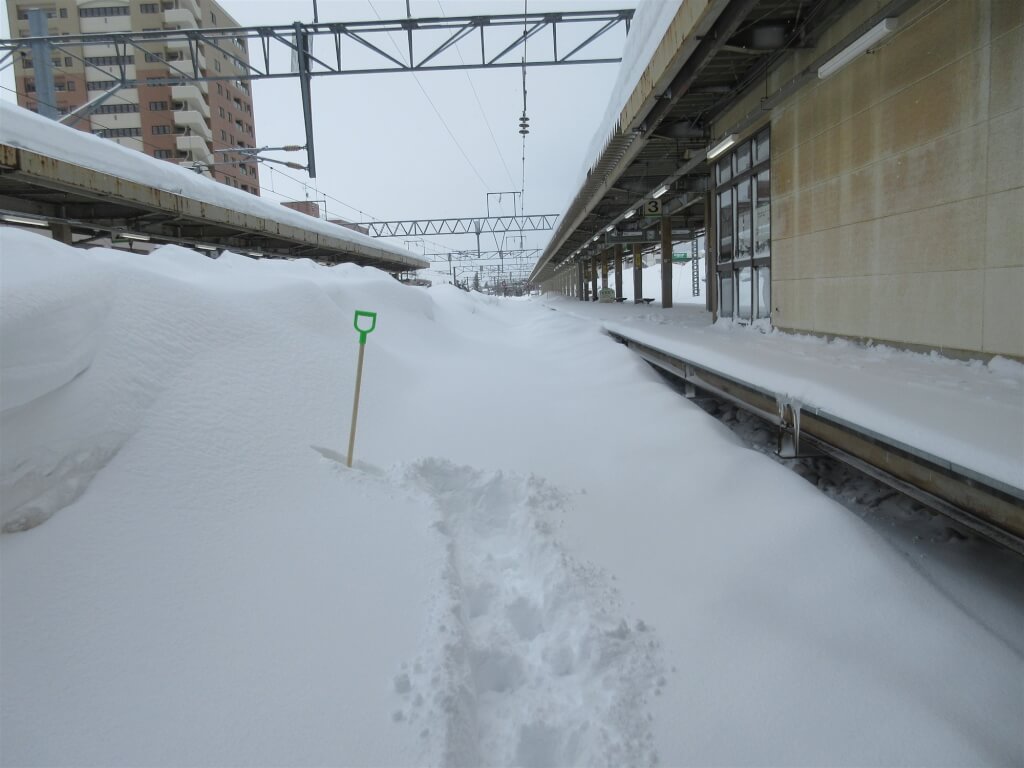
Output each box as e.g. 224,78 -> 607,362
218,0 -> 633,269
2,0 -> 638,278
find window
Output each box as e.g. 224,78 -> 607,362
715,127 -> 771,322
152,125 -> 171,134
213,59 -> 221,72
218,106 -> 225,118
95,103 -> 139,114
141,3 -> 159,12
145,53 -> 164,62
154,149 -> 173,158
79,6 -> 131,18
211,11 -> 218,23
65,80 -> 75,91
60,8 -> 68,17
85,55 -> 133,66
216,83 -> 223,95
64,57 -> 73,66
149,100 -> 169,110
95,127 -> 142,138
86,80 -> 118,90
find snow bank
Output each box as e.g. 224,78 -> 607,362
2,229 -> 1021,766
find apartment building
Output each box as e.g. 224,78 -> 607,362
6,0 -> 260,194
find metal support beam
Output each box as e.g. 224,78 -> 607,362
601,249 -> 609,289
633,243 -> 642,303
614,243 -> 623,300
27,10 -> 57,119
661,214 -> 673,308
294,23 -> 317,178
361,214 -> 558,237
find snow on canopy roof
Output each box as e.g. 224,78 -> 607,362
572,0 -> 683,192
0,101 -> 420,266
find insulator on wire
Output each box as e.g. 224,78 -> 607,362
519,114 -> 530,135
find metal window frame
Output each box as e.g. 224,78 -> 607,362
715,126 -> 771,322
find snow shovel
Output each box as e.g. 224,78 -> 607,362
347,310 -> 377,467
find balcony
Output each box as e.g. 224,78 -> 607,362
175,134 -> 210,159
170,84 -> 209,117
173,110 -> 212,141
163,8 -> 198,30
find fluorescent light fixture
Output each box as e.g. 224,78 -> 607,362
652,185 -> 670,199
706,134 -> 737,160
121,232 -> 150,241
817,18 -> 898,79
247,251 -> 262,257
195,244 -> 218,251
2,214 -> 48,227
604,224 -> 615,232
592,234 -> 600,242
623,209 -> 635,220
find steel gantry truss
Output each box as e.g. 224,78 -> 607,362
358,214 -> 559,238
1,9 -> 633,177
424,249 -> 543,262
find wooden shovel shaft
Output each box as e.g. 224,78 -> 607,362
346,342 -> 366,468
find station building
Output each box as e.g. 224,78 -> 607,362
6,0 -> 260,194
533,0 -> 1022,361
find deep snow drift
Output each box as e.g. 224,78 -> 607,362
1,227 -> 1022,767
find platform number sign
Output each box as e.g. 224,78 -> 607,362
643,198 -> 662,217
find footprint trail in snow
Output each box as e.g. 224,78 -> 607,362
393,459 -> 664,767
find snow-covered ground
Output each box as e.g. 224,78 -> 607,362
2,227 -> 1022,767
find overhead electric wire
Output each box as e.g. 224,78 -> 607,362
366,0 -> 492,193
435,0 -> 517,190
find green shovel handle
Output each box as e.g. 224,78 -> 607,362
353,310 -> 377,345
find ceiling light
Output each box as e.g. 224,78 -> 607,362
817,18 -> 898,79
623,209 -> 635,220
121,232 -> 150,241
592,234 -> 600,242
652,185 -> 670,199
604,224 -> 615,232
706,134 -> 737,160
195,244 -> 218,251
2,214 -> 48,227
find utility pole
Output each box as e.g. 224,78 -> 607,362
28,10 -> 57,119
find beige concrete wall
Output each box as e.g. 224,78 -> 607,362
722,0 -> 1023,358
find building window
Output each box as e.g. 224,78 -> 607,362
79,6 -> 131,18
218,106 -> 225,118
145,53 -> 165,63
95,127 -> 142,138
211,11 -> 218,23
152,125 -> 171,135
141,3 -> 159,12
216,83 -> 223,95
715,127 -> 771,322
154,149 -> 173,158
65,80 -> 75,91
95,103 -> 139,114
213,59 -> 221,72
60,8 -> 68,17
149,101 -> 169,110
86,80 -> 118,90
85,55 -> 133,66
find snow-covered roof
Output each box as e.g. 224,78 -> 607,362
0,101 -> 427,271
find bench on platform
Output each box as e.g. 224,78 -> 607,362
636,297 -> 655,304
615,297 -> 628,303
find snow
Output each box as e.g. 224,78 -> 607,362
575,0 -> 684,190
2,227 -> 1022,767
0,102 -> 419,265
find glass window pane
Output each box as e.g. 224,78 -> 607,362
755,169 -> 771,261
756,266 -> 771,319
719,274 -> 734,318
718,157 -> 731,185
756,129 -> 770,163
737,267 -> 752,320
717,190 -> 733,262
735,140 -> 751,175
736,180 -> 752,262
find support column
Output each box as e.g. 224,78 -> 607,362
614,243 -> 623,300
581,261 -> 590,301
49,221 -> 73,245
661,213 -> 673,308
705,190 -> 716,317
601,249 -> 609,289
633,244 -> 643,303
590,256 -> 598,301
